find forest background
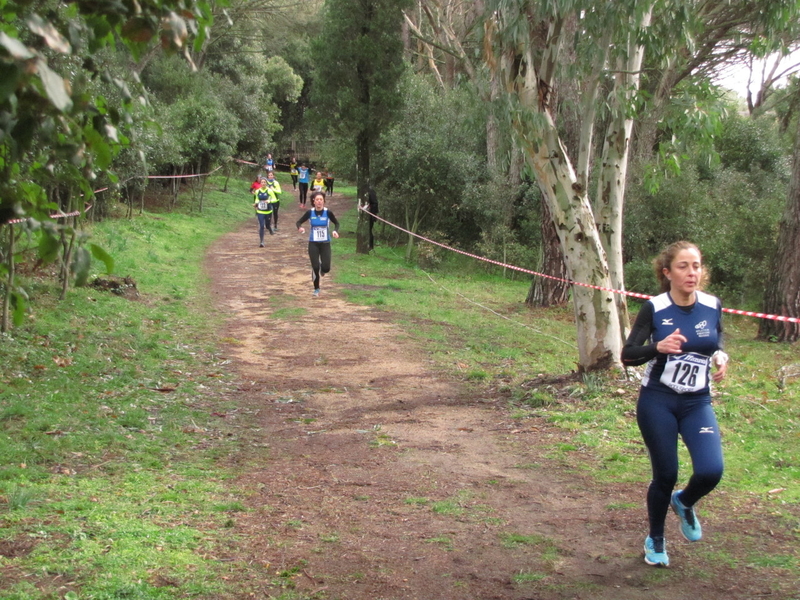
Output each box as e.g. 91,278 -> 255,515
3,0 -> 800,361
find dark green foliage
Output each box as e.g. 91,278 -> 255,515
310,0 -> 411,141
0,0 -> 218,329
372,75 -> 484,256
716,115 -> 789,174
624,111 -> 788,305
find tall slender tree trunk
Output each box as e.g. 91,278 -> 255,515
1,224 -> 15,333
516,119 -> 622,370
506,40 -> 622,370
594,8 -> 651,338
758,99 -> 800,342
59,229 -> 76,301
528,195 -> 569,307
355,129 -> 372,254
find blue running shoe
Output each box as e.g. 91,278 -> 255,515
671,490 -> 702,542
644,536 -> 669,567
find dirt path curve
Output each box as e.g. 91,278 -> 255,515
203,193 -> 788,600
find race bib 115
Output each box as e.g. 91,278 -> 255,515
312,226 -> 329,242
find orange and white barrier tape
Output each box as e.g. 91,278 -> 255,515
359,206 -> 800,325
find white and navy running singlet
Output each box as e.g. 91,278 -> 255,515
638,291 -> 722,395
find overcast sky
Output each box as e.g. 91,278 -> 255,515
714,51 -> 800,98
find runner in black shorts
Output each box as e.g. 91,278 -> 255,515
296,191 -> 340,297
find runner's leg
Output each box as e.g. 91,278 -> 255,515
308,242 -> 322,289
257,213 -> 266,244
320,242 -> 332,277
678,398 -> 724,506
637,388 -> 680,539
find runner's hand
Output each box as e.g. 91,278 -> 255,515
712,351 -> 728,382
656,328 -> 687,354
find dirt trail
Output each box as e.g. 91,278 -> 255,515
204,193 -> 795,600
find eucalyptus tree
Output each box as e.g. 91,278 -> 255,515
404,0 -> 570,306
481,0 -> 658,370
633,0 -> 800,170
310,0 -> 411,254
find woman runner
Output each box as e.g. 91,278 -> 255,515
311,171 -> 326,193
297,164 -> 310,208
622,241 -> 728,568
296,191 -> 340,297
289,157 -> 298,190
252,177 -> 274,247
264,170 -> 283,231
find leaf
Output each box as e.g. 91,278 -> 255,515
84,125 -> 113,169
11,290 -> 27,326
121,17 -> 156,43
161,11 -> 188,49
0,31 -> 35,59
38,227 -> 61,264
0,62 -> 20,104
71,246 -> 91,287
27,13 -> 71,54
105,123 -> 119,143
36,59 -> 72,112
89,243 -> 114,274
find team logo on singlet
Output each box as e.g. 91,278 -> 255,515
662,318 -> 673,325
695,319 -> 711,338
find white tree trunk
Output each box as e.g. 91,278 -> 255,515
505,39 -> 622,370
595,7 -> 652,337
517,113 -> 622,370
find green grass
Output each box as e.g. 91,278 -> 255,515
0,176 -> 255,599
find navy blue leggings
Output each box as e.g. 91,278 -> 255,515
256,213 -> 273,242
637,388 -> 724,538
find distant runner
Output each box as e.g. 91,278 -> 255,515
252,177 -> 275,247
311,171 -> 326,193
297,164 -> 310,208
264,171 -> 283,232
289,157 -> 298,190
296,191 -> 340,297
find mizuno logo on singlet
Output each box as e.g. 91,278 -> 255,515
699,427 -> 715,434
662,318 -> 673,325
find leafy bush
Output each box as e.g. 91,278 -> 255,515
373,74 -> 485,251
624,110 -> 788,306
